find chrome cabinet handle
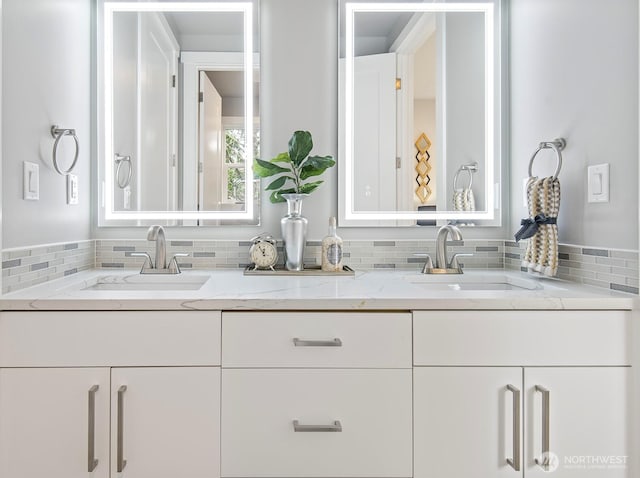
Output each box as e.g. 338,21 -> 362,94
117,385 -> 128,472
292,338 -> 342,347
292,419 -> 342,432
506,384 -> 521,471
88,385 -> 99,472
534,385 -> 550,470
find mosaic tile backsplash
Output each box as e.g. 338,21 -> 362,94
2,238 -> 638,295
95,239 -> 504,272
504,241 -> 639,295
2,240 -> 94,293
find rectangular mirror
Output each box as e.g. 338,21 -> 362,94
339,0 -> 503,226
98,1 -> 259,226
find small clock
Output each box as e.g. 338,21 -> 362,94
249,234 -> 278,270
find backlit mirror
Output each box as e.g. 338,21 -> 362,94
98,1 -> 259,225
339,0 -> 503,226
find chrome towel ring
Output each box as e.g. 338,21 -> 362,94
51,125 -> 79,175
115,153 -> 133,189
528,138 -> 566,180
453,161 -> 478,190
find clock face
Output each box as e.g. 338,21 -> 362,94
250,241 -> 278,269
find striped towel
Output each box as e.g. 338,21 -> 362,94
522,176 -> 560,277
452,188 -> 475,211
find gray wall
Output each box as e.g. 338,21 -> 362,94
1,0 -> 638,249
2,0 -> 92,248
509,0 -> 638,250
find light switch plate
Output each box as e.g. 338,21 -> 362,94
587,163 -> 609,203
23,161 -> 39,200
66,174 -> 79,205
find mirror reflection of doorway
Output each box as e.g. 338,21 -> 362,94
198,70 -> 223,211
181,52 -> 259,223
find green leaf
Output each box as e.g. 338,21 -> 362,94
265,176 -> 291,191
298,180 -> 323,195
288,130 -> 313,167
253,158 -> 289,178
269,188 -> 296,204
271,152 -> 291,163
299,155 -> 336,179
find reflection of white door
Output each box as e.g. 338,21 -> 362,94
139,13 -> 178,212
198,72 -> 223,211
353,52 -> 396,213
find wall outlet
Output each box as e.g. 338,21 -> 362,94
23,161 -> 39,200
66,174 -> 79,205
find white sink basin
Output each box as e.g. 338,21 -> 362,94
406,273 -> 546,291
412,281 -> 538,291
81,274 -> 210,291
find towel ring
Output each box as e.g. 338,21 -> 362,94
528,138 -> 566,180
453,162 -> 478,190
115,153 -> 133,189
51,125 -> 79,175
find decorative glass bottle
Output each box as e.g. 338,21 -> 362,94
321,217 -> 343,272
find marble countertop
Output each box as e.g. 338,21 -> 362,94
0,268 -> 635,311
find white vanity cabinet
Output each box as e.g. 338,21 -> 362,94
0,367 -> 111,478
220,311 -> 413,478
413,310 -> 631,478
0,311 -> 222,478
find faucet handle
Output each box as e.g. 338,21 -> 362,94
168,253 -> 189,274
449,253 -> 473,270
414,253 -> 434,274
130,252 -> 153,273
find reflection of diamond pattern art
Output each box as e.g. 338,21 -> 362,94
415,160 -> 431,177
414,132 -> 432,204
416,184 -> 431,203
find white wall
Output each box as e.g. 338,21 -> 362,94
509,0 -> 638,250
2,0 -> 91,248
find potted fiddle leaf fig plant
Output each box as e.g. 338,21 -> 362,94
253,130 -> 335,203
253,131 -> 335,271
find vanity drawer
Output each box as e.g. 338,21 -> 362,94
222,312 -> 411,368
221,369 -> 412,477
413,310 -> 631,366
0,311 -> 221,367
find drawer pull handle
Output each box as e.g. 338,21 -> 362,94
292,420 -> 342,432
506,384 -> 521,471
292,338 -> 342,347
88,385 -> 99,472
117,385 -> 127,473
534,385 -> 551,471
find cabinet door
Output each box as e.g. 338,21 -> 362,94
0,368 -> 110,478
110,367 -> 220,478
414,367 -> 523,478
525,367 -> 630,477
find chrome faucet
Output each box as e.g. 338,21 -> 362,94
147,225 -> 167,270
131,225 -> 188,274
420,224 -> 472,274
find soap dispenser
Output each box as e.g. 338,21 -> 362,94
321,217 -> 343,272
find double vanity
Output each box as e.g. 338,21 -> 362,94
0,267 -> 634,478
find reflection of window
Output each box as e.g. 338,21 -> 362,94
223,120 -> 260,204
